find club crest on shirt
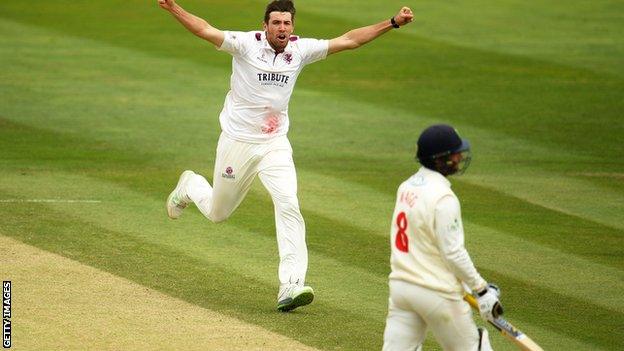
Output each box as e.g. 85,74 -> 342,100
222,166 -> 236,179
284,52 -> 293,64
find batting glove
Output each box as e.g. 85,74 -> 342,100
476,284 -> 504,321
485,283 -> 501,298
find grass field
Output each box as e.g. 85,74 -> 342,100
1,0 -> 623,350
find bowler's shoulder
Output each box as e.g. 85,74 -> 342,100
245,31 -> 266,47
223,30 -> 262,42
288,35 -> 325,50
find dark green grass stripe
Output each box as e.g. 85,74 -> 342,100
0,199 -> 387,351
481,268 -> 624,350
0,117 -> 153,170
455,181 -> 624,270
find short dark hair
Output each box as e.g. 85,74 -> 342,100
264,0 -> 296,23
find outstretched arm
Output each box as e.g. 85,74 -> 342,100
327,7 -> 413,55
158,0 -> 224,47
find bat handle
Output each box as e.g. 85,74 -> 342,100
464,293 -> 479,309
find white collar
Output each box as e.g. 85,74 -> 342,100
418,166 -> 451,188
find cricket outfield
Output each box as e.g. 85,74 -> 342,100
1,0 -> 623,350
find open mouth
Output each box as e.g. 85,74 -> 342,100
277,34 -> 287,41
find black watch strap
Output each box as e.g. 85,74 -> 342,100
390,17 -> 400,29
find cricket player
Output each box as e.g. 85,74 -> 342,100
383,124 -> 502,350
159,0 -> 414,312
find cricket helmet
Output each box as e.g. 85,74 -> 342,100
416,124 -> 471,176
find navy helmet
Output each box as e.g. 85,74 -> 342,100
416,124 -> 471,175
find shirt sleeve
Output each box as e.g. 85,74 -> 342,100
218,31 -> 251,56
298,38 -> 329,65
434,194 -> 487,292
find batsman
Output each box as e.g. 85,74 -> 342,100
158,0 -> 413,312
383,125 -> 502,350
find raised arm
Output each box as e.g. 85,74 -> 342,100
327,7 -> 413,56
158,0 -> 224,47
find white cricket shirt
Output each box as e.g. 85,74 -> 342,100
388,167 -> 487,300
218,31 -> 329,142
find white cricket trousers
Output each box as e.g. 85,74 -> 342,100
383,280 -> 480,351
185,133 -> 307,290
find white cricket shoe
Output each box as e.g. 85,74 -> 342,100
166,170 -> 195,219
277,285 -> 314,312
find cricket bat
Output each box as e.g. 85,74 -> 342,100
464,294 -> 544,351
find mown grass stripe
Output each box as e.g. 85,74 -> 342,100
480,268 -> 624,350
466,222 -> 624,314
456,181 -> 624,270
